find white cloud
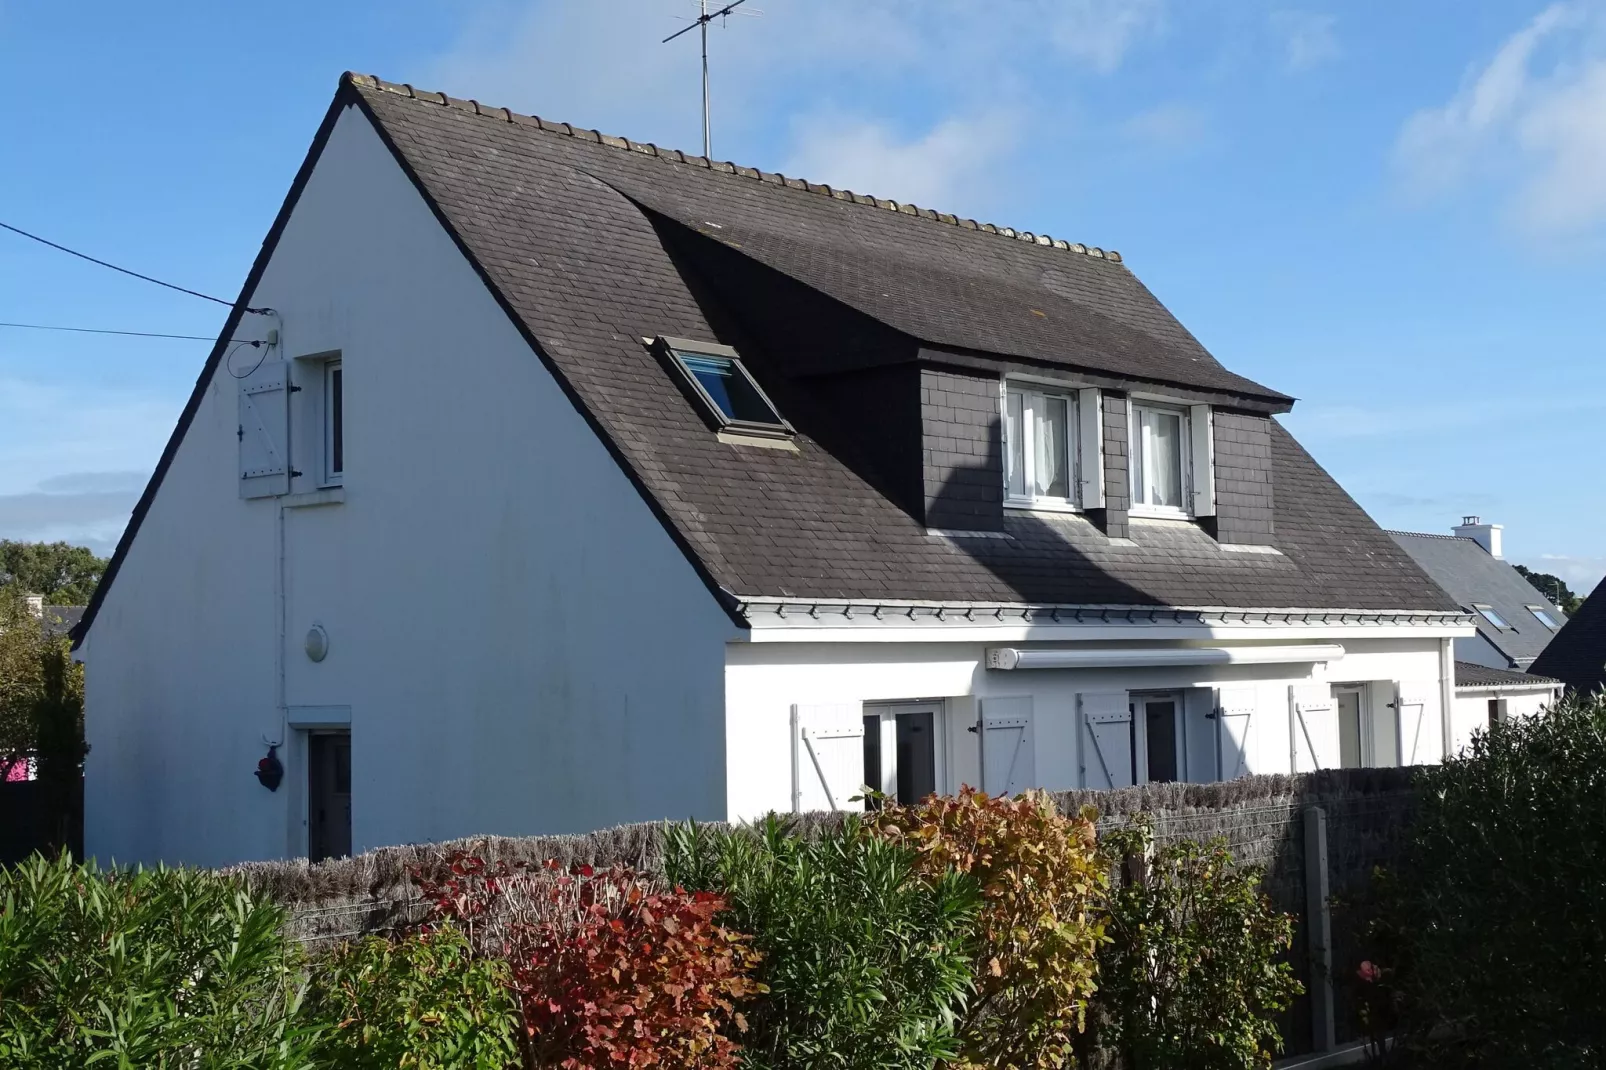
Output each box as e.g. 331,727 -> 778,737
1394,2 -> 1606,233
1121,102 -> 1208,149
1050,0 -> 1165,74
779,112 -> 1024,214
1534,553 -> 1606,594
1271,10 -> 1340,72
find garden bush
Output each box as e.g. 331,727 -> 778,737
1095,818 -> 1299,1070
0,852 -> 321,1068
1386,693 -> 1606,1067
865,787 -> 1107,1070
414,853 -> 761,1070
663,814 -> 979,1070
306,924 -> 519,1069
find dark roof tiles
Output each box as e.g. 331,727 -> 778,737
1454,661 -> 1559,689
1530,579 -> 1606,696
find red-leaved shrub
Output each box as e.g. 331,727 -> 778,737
413,854 -> 762,1070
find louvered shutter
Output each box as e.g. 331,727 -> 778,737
1190,404 -> 1216,517
979,696 -> 1035,797
1215,686 -> 1257,780
1079,691 -> 1134,789
1290,684 -> 1339,772
1077,390 -> 1105,509
239,361 -> 291,499
791,704 -> 865,813
1393,684 -> 1435,765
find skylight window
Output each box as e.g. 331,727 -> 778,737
1472,603 -> 1510,631
656,337 -> 791,437
1527,606 -> 1560,630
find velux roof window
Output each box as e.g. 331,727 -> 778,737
1472,603 -> 1511,631
656,337 -> 792,437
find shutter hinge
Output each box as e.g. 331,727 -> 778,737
236,426 -> 244,442
290,469 -> 303,478
290,385 -> 303,393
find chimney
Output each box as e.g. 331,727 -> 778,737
1453,515 -> 1503,558
24,593 -> 44,618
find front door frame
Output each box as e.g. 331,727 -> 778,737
863,700 -> 947,804
1131,690 -> 1184,785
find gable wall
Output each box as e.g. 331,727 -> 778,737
82,104 -> 738,867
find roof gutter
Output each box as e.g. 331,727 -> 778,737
985,643 -> 1346,670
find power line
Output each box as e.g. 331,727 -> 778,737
0,321 -> 228,342
0,220 -> 271,314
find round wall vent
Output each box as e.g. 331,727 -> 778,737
305,623 -> 330,663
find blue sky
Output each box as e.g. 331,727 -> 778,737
3,1 -> 1603,593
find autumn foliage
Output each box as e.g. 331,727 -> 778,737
866,787 -> 1109,1070
413,854 -> 763,1070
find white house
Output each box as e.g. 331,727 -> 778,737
74,74 -> 1473,867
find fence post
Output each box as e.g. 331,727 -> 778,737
1304,805 -> 1336,1052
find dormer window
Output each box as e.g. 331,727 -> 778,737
657,337 -> 791,437
1131,402 -> 1189,516
1005,385 -> 1078,505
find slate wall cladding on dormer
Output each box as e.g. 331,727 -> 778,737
921,366 -> 1004,532
1211,412 -> 1275,545
1089,391 -> 1131,539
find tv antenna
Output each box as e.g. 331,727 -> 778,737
663,0 -> 759,159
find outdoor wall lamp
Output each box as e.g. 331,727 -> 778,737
255,744 -> 284,792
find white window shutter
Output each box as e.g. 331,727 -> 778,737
1289,684 -> 1339,772
790,704 -> 865,813
239,361 -> 292,499
979,696 -> 1035,797
1393,683 -> 1435,766
1189,404 -> 1215,517
1215,686 -> 1258,780
1077,389 -> 1105,509
1079,691 -> 1133,789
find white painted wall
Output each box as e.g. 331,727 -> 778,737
82,104 -> 737,867
724,634 -> 1448,820
1450,688 -> 1556,755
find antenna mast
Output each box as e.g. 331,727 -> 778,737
662,0 -> 754,158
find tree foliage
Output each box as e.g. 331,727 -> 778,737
663,815 -> 980,1070
0,591 -> 86,849
865,787 -> 1107,1070
1387,693 -> 1606,1066
1094,818 -> 1300,1070
0,540 -> 107,606
1512,563 -> 1584,615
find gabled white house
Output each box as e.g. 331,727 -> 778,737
75,74 -> 1473,866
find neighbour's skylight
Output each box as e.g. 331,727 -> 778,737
1527,606 -> 1560,630
656,337 -> 791,437
1472,603 -> 1510,631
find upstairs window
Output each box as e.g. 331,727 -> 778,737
1005,386 -> 1078,504
657,337 -> 791,437
1131,402 -> 1190,516
323,359 -> 344,485
1472,603 -> 1510,631
1527,605 -> 1560,630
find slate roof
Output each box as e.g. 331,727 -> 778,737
72,74 -> 1462,643
1454,660 -> 1559,690
37,605 -> 84,639
1389,532 -> 1564,667
1530,578 -> 1606,696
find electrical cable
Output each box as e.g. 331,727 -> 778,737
0,221 -> 272,314
0,321 -> 238,342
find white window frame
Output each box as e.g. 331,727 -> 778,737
321,358 -> 344,487
862,701 -> 947,804
1129,400 -> 1193,519
1002,381 -> 1082,511
1130,691 -> 1185,785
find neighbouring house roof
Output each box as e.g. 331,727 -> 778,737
72,74 -> 1460,644
38,605 -> 84,639
1454,660 -> 1559,690
1389,531 -> 1564,668
1530,577 -> 1606,696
